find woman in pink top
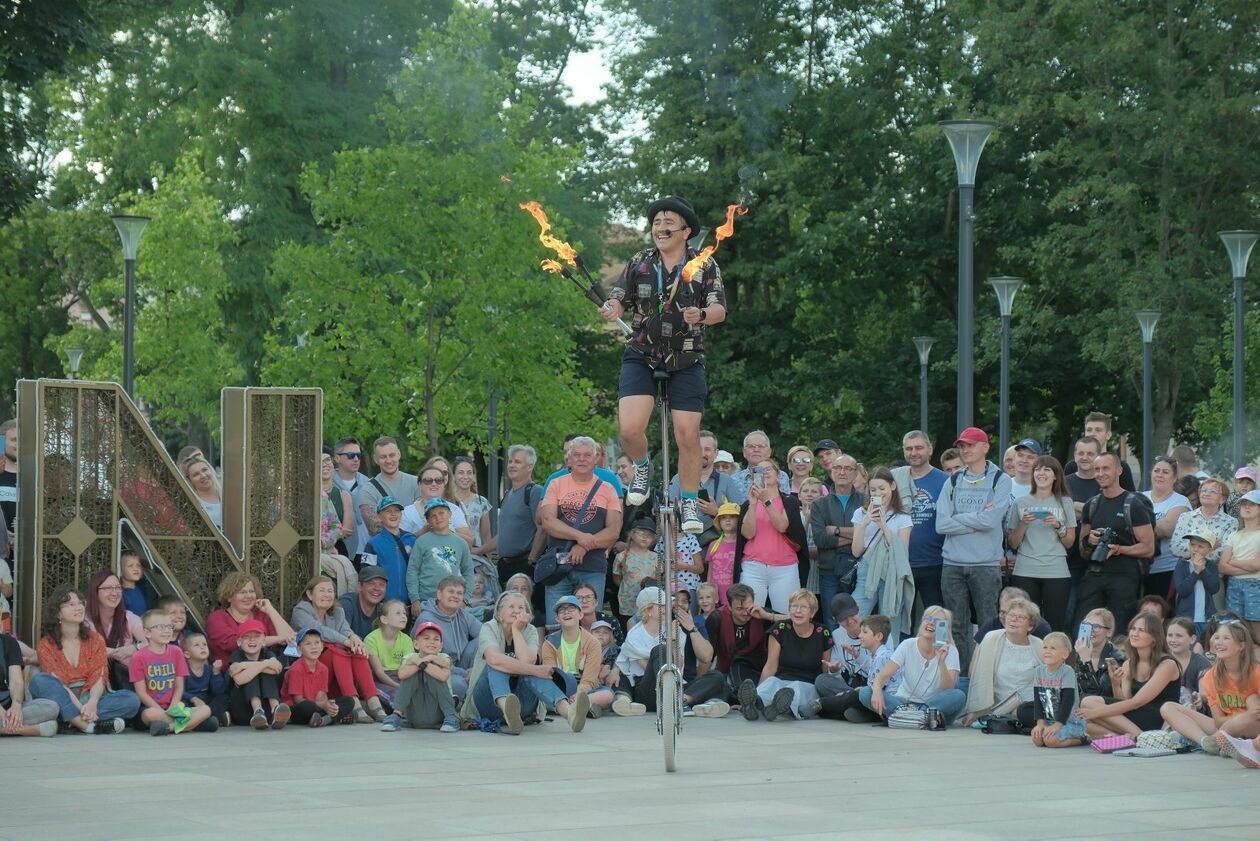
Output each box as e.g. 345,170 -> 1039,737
84,569 -> 145,673
734,460 -> 809,613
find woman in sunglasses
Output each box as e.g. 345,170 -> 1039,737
401,465 -> 475,546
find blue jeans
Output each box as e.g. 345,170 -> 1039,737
858,685 -> 966,722
818,556 -> 854,626
545,569 -> 607,619
471,666 -> 567,722
29,672 -> 141,723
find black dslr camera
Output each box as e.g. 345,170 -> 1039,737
1087,527 -> 1116,572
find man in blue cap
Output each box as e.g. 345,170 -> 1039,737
603,196 -> 728,536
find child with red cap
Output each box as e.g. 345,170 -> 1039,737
227,618 -> 288,729
379,622 -> 460,733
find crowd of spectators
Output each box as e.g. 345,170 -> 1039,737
2,411 -> 1260,768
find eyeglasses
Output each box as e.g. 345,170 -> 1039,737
1085,623 -> 1112,632
833,465 -> 857,472
790,457 -> 811,465
788,602 -> 812,610
97,585 -> 122,592
577,595 -> 598,603
337,451 -> 362,459
145,623 -> 174,632
421,477 -> 445,485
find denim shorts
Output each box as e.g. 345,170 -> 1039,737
617,348 -> 707,412
1226,577 -> 1260,620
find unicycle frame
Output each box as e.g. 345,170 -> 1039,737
652,368 -> 683,769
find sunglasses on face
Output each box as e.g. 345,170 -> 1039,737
790,457 -> 811,465
421,477 -> 445,485
337,451 -> 362,459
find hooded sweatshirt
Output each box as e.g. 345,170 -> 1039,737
935,461 -> 1012,566
414,598 -> 483,670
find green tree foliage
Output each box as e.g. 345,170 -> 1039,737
262,7 -> 611,464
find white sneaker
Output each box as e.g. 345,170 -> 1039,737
612,694 -> 646,716
37,720 -> 58,737
692,700 -> 731,718
627,459 -> 652,507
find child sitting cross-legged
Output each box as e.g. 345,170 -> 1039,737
1022,632 -> 1083,748
364,599 -> 414,706
181,632 -> 228,726
1157,620 -> 1260,754
380,622 -> 460,733
281,627 -> 356,727
129,610 -> 215,736
813,614 -> 897,721
227,619 -> 289,730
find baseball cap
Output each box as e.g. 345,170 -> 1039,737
714,450 -> 735,465
716,501 -> 741,518
413,621 -> 443,640
1014,438 -> 1042,455
590,619 -> 613,632
357,565 -> 388,582
1235,467 -> 1258,483
237,619 -> 267,638
1184,527 -> 1217,548
553,595 -> 582,614
295,626 -> 322,644
829,593 -> 859,623
954,427 -> 989,446
813,438 -> 840,455
423,497 -> 451,516
376,495 -> 404,514
636,586 -> 665,612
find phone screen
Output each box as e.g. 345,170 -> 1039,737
935,619 -> 950,648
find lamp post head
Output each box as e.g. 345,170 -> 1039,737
913,336 -> 936,366
1219,230 -> 1259,279
939,120 -> 996,187
110,215 -> 150,261
66,347 -> 85,376
987,276 -> 1023,317
1135,309 -> 1161,344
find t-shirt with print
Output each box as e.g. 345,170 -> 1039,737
128,644 -> 188,707
890,637 -> 960,703
1009,495 -> 1076,578
769,622 -> 831,683
611,245 -> 726,371
364,629 -> 415,672
1032,662 -> 1078,724
612,548 -> 659,615
1202,664 -> 1260,716
1225,529 -> 1260,580
706,537 -> 736,605
657,532 -> 702,591
541,474 -> 622,574
905,468 -> 947,568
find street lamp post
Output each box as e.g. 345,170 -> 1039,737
988,276 -> 1023,457
941,119 -> 996,431
66,347 -> 84,381
1136,310 -> 1161,488
1219,230 -> 1259,467
111,215 -> 151,397
913,336 -> 936,434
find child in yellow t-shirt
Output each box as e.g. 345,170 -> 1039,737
364,599 -> 414,705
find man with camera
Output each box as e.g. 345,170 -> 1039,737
1075,453 -> 1155,632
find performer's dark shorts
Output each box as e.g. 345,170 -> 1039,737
617,348 -> 707,413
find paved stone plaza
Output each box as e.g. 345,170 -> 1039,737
3,716 -> 1254,840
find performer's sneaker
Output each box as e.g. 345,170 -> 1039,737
626,459 -> 652,506
679,497 -> 703,534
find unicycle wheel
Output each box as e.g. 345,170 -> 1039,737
658,668 -> 680,772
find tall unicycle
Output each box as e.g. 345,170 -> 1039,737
653,368 -> 683,772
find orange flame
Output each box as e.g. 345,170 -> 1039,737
540,259 -> 564,274
519,201 -> 577,267
680,203 -> 748,282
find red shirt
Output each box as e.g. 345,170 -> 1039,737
206,608 -> 278,665
281,658 -> 330,705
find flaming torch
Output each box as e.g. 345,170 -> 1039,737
665,202 -> 748,307
521,201 -> 631,337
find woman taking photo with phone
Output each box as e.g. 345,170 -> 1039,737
1075,611 -> 1181,738
1006,456 -> 1076,632
734,461 -> 808,614
857,605 -> 966,722
850,468 -> 913,641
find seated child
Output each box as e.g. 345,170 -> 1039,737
120,551 -> 153,617
227,618 -> 288,729
696,583 -> 719,625
1160,621 -> 1260,753
129,610 -> 214,735
154,595 -> 189,646
591,619 -> 619,687
816,615 -> 896,721
282,627 -> 356,727
1022,632 -> 1083,748
181,631 -> 228,724
381,622 -> 459,733
364,599 -> 415,705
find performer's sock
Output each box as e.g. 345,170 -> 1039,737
634,456 -> 651,467
680,491 -> 698,500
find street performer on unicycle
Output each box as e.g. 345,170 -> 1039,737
601,195 -> 727,534
601,195 -> 727,772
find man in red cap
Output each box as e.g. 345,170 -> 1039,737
934,426 -> 1012,668
603,196 -> 727,536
